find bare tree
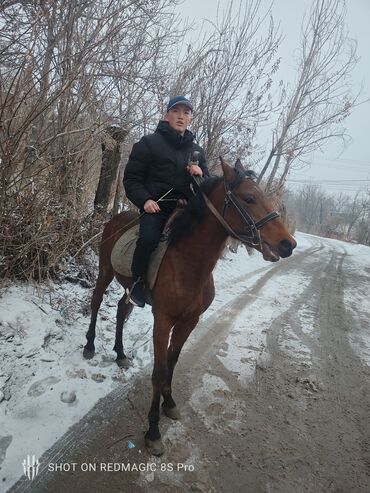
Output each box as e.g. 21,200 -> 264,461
353,192 -> 370,245
1,0 -> 363,279
344,192 -> 370,239
284,184 -> 370,244
285,184 -> 335,234
0,0 -> 181,279
258,0 -> 358,191
156,0 -> 282,171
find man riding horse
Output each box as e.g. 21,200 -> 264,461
123,96 -> 209,307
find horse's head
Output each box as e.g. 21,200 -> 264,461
218,158 -> 296,260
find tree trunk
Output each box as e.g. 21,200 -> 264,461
113,164 -> 125,215
257,148 -> 275,183
94,126 -> 128,214
266,151 -> 282,191
278,156 -> 293,188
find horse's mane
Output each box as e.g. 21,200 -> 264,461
169,176 -> 221,245
169,169 -> 257,245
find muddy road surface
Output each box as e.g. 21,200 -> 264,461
10,234 -> 370,493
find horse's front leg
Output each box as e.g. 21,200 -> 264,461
162,315 -> 199,420
145,316 -> 173,456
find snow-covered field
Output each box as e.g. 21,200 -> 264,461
0,232 -> 369,489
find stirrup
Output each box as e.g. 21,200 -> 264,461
126,278 -> 145,307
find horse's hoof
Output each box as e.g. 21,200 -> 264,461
145,437 -> 164,456
162,404 -> 181,420
116,357 -> 132,369
83,347 -> 95,359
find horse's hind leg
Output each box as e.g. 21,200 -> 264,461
162,315 -> 199,420
83,266 -> 114,359
113,293 -> 133,368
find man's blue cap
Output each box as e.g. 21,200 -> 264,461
166,96 -> 193,112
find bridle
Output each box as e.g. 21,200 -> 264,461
199,177 -> 280,248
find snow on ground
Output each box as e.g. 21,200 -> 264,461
0,244 -> 277,488
340,242 -> 370,367
306,232 -> 370,367
295,233 -> 370,369
1,232 -> 369,489
190,373 -> 245,434
216,269 -> 312,387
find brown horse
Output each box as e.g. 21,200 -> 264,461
83,158 -> 296,455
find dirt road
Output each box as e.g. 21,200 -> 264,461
9,235 -> 370,493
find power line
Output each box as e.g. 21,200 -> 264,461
285,178 -> 369,194
286,178 -> 370,183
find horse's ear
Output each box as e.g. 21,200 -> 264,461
220,156 -> 235,183
235,158 -> 244,173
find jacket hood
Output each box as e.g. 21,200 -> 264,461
156,120 -> 194,147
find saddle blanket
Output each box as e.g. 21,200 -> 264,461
111,225 -> 169,291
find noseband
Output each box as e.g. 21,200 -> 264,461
201,178 -> 280,248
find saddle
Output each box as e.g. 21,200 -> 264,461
111,202 -> 186,298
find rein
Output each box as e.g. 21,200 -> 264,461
199,178 -> 280,248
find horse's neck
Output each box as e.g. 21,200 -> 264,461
176,204 -> 228,278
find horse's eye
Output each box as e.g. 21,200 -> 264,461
244,195 -> 256,205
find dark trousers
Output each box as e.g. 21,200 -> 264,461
131,209 -> 174,281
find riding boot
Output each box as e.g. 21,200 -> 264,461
129,239 -> 154,308
127,277 -> 145,308
129,209 -> 173,308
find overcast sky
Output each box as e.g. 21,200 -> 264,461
179,0 -> 370,196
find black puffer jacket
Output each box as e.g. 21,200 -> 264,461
123,121 -> 209,209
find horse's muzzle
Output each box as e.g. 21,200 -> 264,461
277,238 -> 296,258
261,236 -> 296,261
